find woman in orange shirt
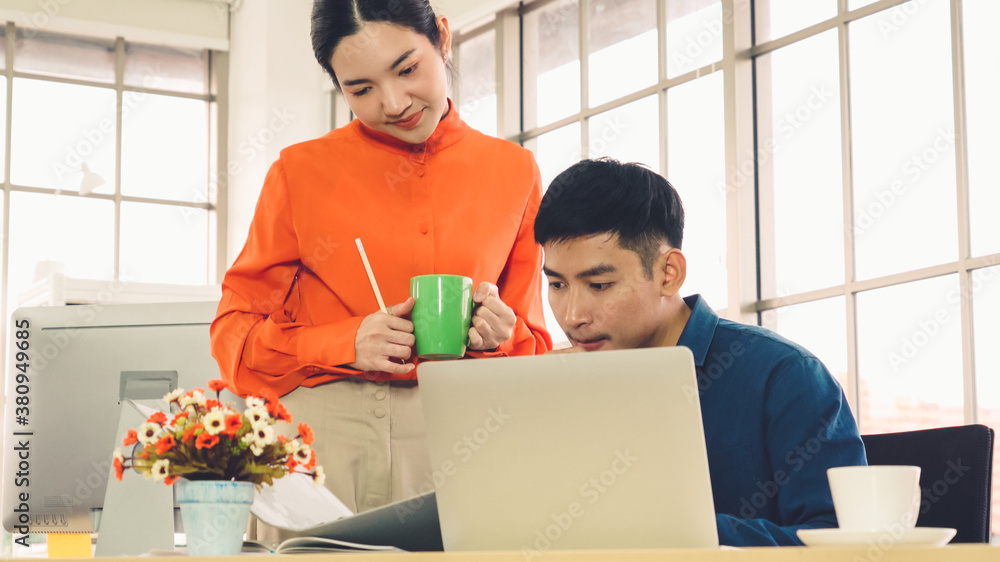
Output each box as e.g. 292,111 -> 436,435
210,0 -> 551,522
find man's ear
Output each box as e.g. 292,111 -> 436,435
658,248 -> 686,297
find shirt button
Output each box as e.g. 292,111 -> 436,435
420,225 -> 429,234
374,407 -> 387,418
375,389 -> 387,400
413,144 -> 425,153
417,168 -> 425,177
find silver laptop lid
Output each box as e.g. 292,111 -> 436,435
418,346 -> 719,552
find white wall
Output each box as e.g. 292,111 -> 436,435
434,0 -> 516,28
0,0 -> 228,49
225,0 -> 330,264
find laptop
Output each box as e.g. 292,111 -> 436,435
418,346 -> 719,552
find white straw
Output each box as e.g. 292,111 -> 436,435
355,238 -> 387,313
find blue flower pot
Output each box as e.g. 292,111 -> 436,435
176,479 -> 255,556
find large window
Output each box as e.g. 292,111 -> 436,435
754,0 -> 999,539
455,0 -> 998,540
1,26 -> 219,325
455,0 -> 728,344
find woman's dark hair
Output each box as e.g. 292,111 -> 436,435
534,158 -> 685,278
311,0 -> 442,89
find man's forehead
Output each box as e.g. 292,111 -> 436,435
543,244 -> 624,275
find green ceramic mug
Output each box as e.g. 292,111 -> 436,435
410,274 -> 474,360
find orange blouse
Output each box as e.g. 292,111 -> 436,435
211,105 -> 552,397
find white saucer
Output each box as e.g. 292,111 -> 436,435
797,527 -> 956,547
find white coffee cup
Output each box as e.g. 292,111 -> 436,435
827,465 -> 921,531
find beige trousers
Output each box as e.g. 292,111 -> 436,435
247,377 -> 432,544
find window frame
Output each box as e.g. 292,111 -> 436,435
0,22 -> 227,361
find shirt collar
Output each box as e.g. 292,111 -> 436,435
675,294 -> 719,367
354,98 -> 469,156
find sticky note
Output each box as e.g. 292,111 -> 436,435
47,533 -> 92,558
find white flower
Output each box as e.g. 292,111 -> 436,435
202,410 -> 226,435
113,448 -> 125,464
179,389 -> 205,409
163,389 -> 185,403
245,406 -> 270,428
294,445 -> 313,465
249,443 -> 264,456
285,438 -> 303,456
312,466 -> 325,487
245,396 -> 266,409
252,425 -> 276,447
137,423 -> 162,446
151,459 -> 170,481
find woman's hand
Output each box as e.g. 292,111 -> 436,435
467,282 -> 516,351
348,298 -> 416,374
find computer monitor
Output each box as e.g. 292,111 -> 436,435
2,300 -> 222,536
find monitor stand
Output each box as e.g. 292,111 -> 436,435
94,398 -> 174,557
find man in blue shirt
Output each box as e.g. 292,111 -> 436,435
533,158 -> 866,546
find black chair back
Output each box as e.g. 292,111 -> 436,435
861,424 -> 994,543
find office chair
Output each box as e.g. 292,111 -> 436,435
861,424 -> 994,543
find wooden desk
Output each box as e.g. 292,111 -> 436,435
44,544 -> 999,561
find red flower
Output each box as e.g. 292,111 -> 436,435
286,457 -> 298,469
222,414 -> 243,437
205,399 -> 221,410
122,429 -> 138,446
270,402 -> 292,423
155,434 -> 176,455
259,389 -> 279,406
171,411 -> 190,425
164,475 -> 178,486
139,450 -> 150,460
182,423 -> 204,442
208,379 -> 228,393
277,435 -> 289,444
147,411 -> 168,425
113,458 -> 125,481
196,432 -> 219,449
298,423 -> 315,446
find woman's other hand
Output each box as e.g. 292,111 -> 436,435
349,298 -> 416,374
467,282 -> 515,351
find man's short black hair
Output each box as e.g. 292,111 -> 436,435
534,158 -> 685,278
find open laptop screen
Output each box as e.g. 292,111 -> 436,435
418,347 -> 719,552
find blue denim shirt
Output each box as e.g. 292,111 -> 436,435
676,295 -> 867,546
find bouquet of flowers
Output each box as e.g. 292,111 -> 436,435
112,379 -> 324,490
